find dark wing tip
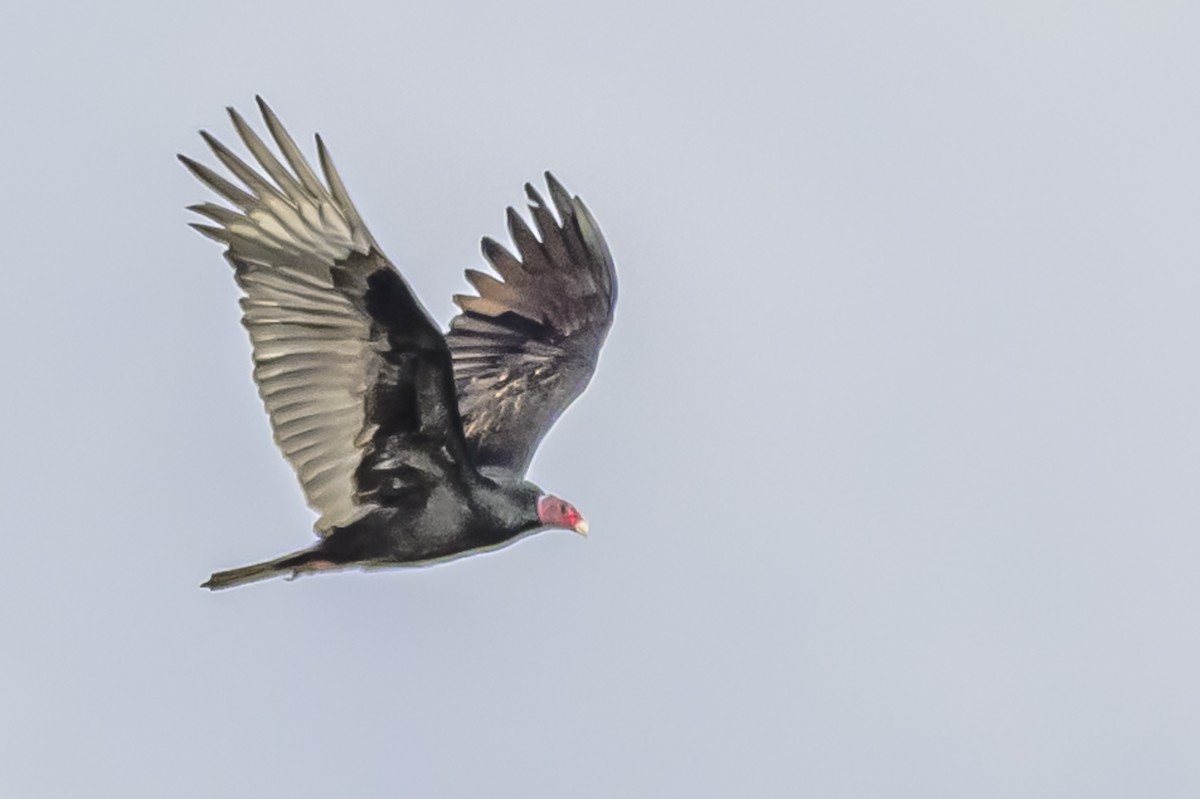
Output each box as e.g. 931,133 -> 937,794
315,132 -> 332,171
226,104 -> 250,130
188,222 -> 227,242
524,181 -> 550,212
544,171 -> 570,199
543,172 -> 575,220
255,95 -> 282,128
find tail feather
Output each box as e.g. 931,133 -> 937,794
202,548 -> 314,591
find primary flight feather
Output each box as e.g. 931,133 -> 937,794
181,98 -> 617,589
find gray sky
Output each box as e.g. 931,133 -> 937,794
2,1 -> 1198,796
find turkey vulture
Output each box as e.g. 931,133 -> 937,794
181,98 -> 617,590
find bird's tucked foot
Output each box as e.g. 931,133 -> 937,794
286,559 -> 342,581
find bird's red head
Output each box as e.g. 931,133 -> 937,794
537,495 -> 589,536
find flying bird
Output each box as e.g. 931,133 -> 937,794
181,98 -> 617,590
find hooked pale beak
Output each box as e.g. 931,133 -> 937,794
574,519 -> 589,537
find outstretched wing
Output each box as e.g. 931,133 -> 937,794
447,174 -> 618,475
181,98 -> 474,534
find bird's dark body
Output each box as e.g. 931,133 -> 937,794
299,476 -> 542,569
184,98 -> 615,589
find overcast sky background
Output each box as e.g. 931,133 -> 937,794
2,1 -> 1198,796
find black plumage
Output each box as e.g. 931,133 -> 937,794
182,98 -> 616,589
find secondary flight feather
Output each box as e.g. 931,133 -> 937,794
181,98 -> 617,589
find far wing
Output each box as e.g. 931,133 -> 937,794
447,174 -> 618,475
181,99 -> 474,534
